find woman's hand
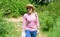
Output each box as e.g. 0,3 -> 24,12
22,29 -> 25,32
37,29 -> 40,35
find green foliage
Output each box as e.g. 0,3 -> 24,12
29,0 -> 53,5
0,20 -> 16,37
0,0 -> 60,37
37,1 -> 60,37
36,1 -> 60,32
0,0 -> 29,18
46,17 -> 60,37
47,1 -> 60,17
38,11 -> 55,31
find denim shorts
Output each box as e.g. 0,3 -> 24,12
25,30 -> 37,37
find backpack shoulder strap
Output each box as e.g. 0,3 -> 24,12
34,12 -> 37,16
34,12 -> 37,17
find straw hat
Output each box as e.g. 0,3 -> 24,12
26,4 -> 35,11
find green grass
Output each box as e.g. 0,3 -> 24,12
36,1 -> 60,37
46,17 -> 60,37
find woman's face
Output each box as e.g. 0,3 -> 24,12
27,7 -> 33,14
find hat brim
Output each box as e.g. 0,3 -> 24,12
26,4 -> 35,11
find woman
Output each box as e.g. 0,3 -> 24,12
22,4 -> 40,37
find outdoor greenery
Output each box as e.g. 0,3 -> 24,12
0,0 -> 60,37
0,0 -> 29,18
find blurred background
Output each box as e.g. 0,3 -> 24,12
0,0 -> 60,37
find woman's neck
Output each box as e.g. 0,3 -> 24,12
28,12 -> 33,15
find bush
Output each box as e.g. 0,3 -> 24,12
0,0 -> 29,18
39,11 -> 55,31
0,19 -> 15,37
29,0 -> 53,5
36,1 -> 60,32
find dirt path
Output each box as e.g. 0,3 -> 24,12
4,16 -> 47,37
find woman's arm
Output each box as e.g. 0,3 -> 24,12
22,14 -> 27,31
35,13 -> 40,34
36,13 -> 40,29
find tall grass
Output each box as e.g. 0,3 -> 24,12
36,1 -> 60,37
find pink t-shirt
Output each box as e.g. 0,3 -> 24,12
22,12 -> 40,31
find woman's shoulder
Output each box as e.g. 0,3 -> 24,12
33,12 -> 38,15
23,13 -> 28,17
